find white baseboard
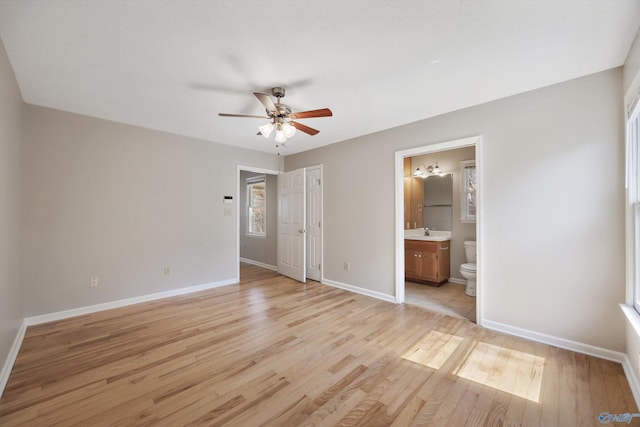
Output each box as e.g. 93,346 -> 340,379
447,277 -> 466,285
483,319 -> 626,363
322,278 -> 396,304
0,320 -> 27,398
622,355 -> 640,410
25,278 -> 238,326
239,258 -> 277,271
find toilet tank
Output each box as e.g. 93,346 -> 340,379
464,241 -> 476,263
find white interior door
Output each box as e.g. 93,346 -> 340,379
306,167 -> 322,281
278,168 -> 306,282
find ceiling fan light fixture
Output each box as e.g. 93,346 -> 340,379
275,125 -> 287,143
258,122 -> 274,138
282,122 -> 296,138
219,87 -> 332,148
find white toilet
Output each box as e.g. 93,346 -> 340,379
460,241 -> 477,297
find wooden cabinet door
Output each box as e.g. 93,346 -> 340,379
411,177 -> 424,229
405,249 -> 420,277
403,158 -> 425,229
419,251 -> 438,282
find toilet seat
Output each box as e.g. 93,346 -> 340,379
461,263 -> 476,273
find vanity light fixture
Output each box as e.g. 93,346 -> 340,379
414,162 -> 445,178
414,164 -> 429,177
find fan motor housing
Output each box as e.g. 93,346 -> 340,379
272,87 -> 286,98
274,103 -> 291,117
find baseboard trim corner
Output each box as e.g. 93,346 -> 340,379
322,278 -> 396,304
24,278 -> 238,326
239,258 -> 277,271
0,320 -> 27,398
483,319 -> 625,363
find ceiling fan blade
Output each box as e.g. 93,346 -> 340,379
289,108 -> 333,119
218,113 -> 270,119
253,92 -> 278,115
290,121 -> 320,136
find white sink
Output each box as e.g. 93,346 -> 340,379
404,229 -> 451,242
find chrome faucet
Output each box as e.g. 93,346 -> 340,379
424,227 -> 431,236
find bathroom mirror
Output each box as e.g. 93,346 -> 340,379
423,173 -> 452,231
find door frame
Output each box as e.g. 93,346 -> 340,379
305,164 -> 323,282
394,135 -> 484,325
236,164 -> 281,281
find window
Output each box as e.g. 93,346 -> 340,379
627,106 -> 640,313
460,160 -> 476,223
246,175 -> 266,237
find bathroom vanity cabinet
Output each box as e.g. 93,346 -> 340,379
405,239 -> 450,285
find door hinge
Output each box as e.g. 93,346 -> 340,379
318,221 -> 321,228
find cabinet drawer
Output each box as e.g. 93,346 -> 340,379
405,239 -> 437,252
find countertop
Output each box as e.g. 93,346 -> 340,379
404,229 -> 451,242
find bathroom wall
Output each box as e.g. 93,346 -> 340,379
239,171 -> 278,268
411,145 -> 476,282
285,67 -> 625,352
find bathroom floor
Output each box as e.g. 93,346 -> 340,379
405,280 -> 476,322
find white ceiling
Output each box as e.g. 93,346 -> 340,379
0,1 -> 639,155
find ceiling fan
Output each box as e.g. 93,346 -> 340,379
218,87 -> 332,145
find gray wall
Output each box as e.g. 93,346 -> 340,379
0,37 -> 23,378
21,105 -> 280,316
285,68 -> 625,352
239,171 -> 277,267
411,146 -> 476,281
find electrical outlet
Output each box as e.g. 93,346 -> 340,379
164,267 -> 171,277
344,261 -> 350,271
90,277 -> 99,288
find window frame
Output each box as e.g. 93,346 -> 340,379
460,160 -> 477,223
246,175 -> 267,238
627,104 -> 640,313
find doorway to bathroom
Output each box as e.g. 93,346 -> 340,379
394,136 -> 482,324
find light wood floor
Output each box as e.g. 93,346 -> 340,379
405,280 -> 477,322
0,264 -> 637,426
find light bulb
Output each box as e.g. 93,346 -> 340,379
283,122 -> 296,138
275,125 -> 286,143
258,122 -> 274,138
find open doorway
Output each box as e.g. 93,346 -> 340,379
395,136 -> 483,324
237,165 -> 323,284
237,165 -> 280,282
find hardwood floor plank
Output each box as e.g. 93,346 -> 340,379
0,263 -> 636,426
